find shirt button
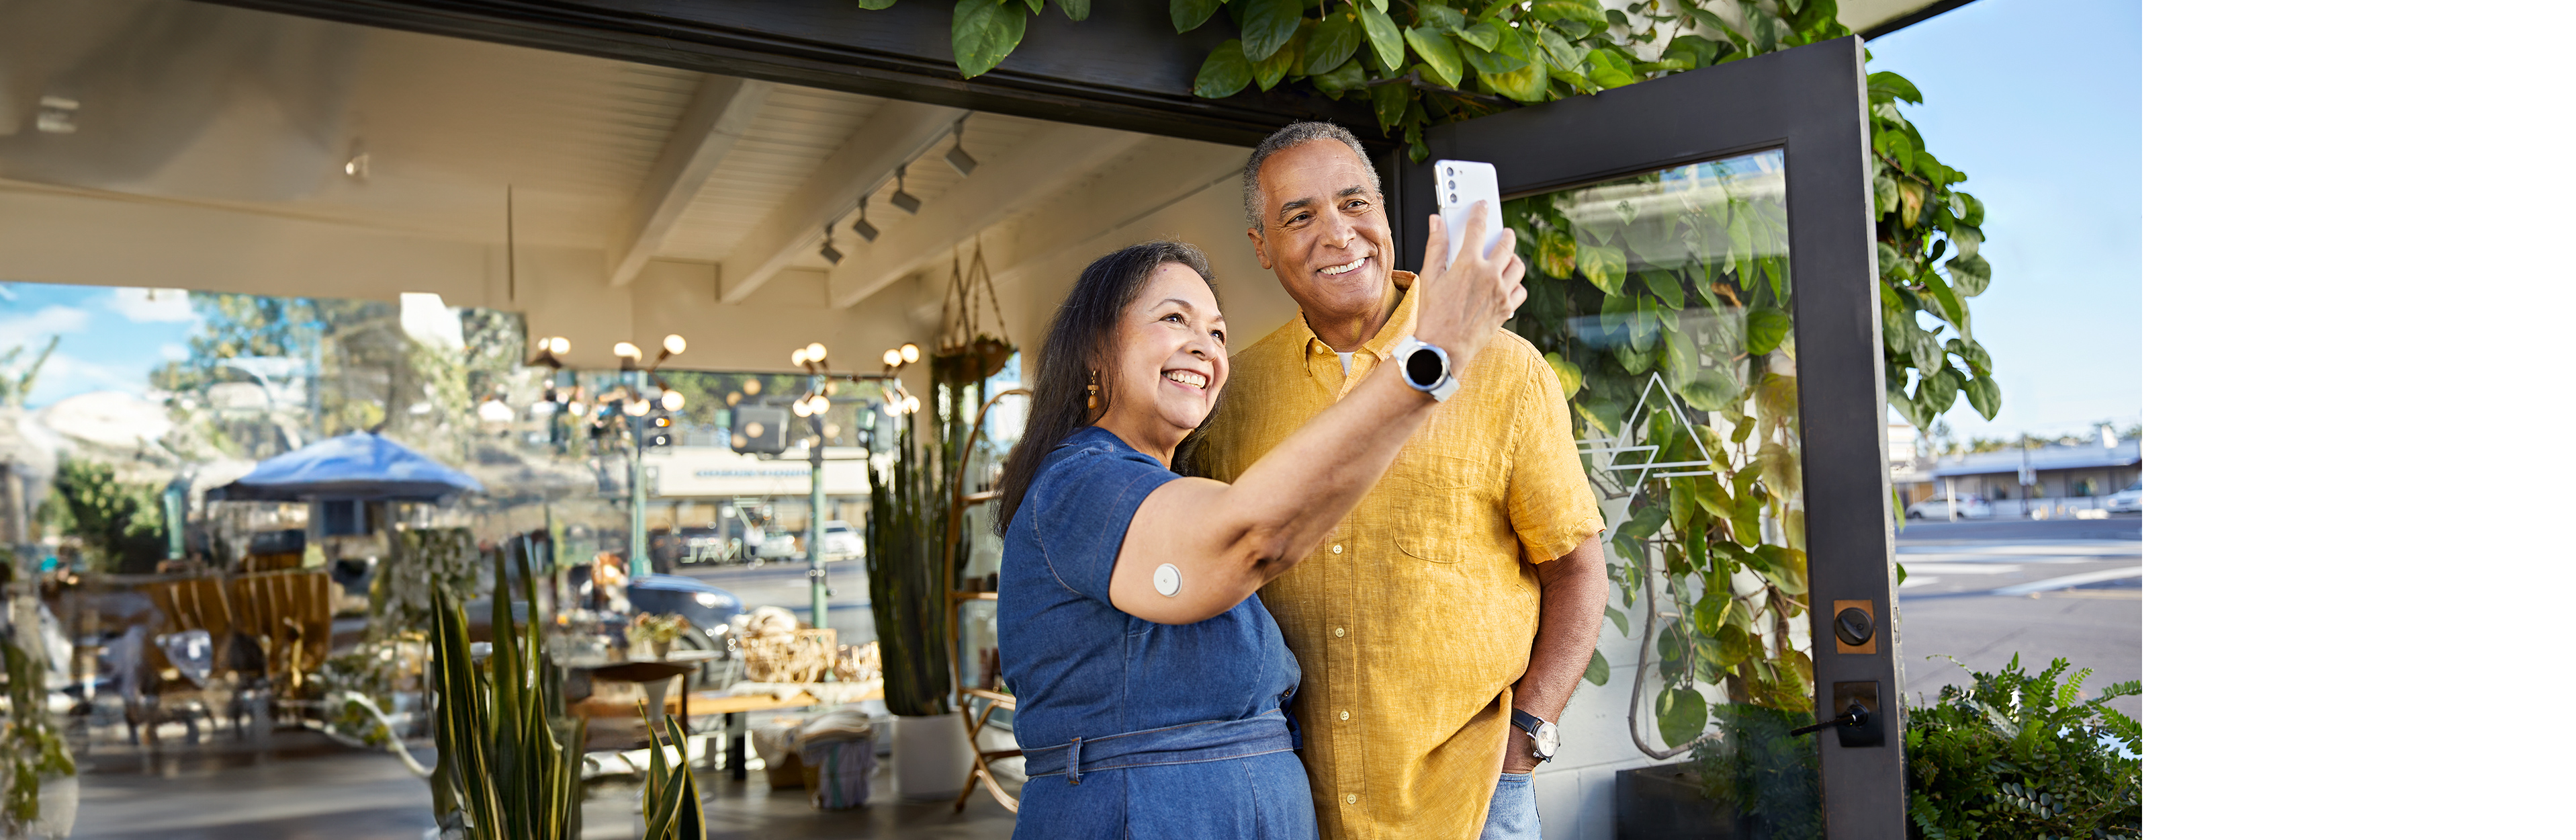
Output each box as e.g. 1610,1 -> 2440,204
1334,627 -> 1345,638
1331,544 -> 1343,554
1339,710 -> 1350,720
1345,794 -> 1358,804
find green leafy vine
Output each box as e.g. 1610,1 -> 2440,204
876,0 -> 2000,433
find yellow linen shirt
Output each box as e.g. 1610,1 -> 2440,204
1196,271 -> 1603,839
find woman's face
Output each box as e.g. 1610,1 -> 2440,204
1100,262 -> 1228,442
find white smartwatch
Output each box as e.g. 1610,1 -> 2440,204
1391,336 -> 1460,402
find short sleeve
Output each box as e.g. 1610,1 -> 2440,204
1024,444 -> 1182,601
1505,348 -> 1606,563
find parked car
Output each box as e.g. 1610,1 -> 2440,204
819,520 -> 862,560
2106,481 -> 2142,513
627,574 -> 745,637
1906,497 -> 1994,519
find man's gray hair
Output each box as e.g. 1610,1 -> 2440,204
1242,121 -> 1380,232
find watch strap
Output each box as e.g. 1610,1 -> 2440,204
1393,336 -> 1460,402
1510,708 -> 1548,739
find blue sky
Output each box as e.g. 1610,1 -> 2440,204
0,283 -> 197,407
1867,0 -> 2143,440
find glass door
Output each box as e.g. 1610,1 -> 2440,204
1398,36 -> 1900,837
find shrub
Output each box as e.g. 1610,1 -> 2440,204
1906,656 -> 2141,839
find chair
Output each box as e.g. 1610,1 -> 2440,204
946,388 -> 1029,813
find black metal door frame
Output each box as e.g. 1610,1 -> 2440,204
1401,36 -> 1902,837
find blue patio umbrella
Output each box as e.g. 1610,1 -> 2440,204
206,432 -> 484,502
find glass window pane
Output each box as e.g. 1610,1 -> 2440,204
1505,149 -> 1819,836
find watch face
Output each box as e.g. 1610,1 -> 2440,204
1404,346 -> 1445,387
1536,722 -> 1559,758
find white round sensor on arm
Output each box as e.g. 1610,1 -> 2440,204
1153,563 -> 1182,597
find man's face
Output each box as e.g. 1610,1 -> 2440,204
1247,139 -> 1394,322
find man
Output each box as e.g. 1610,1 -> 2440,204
1196,122 -> 1607,839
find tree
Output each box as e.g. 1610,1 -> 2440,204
0,336 -> 58,409
45,459 -> 165,573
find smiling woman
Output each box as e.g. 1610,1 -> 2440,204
991,217 -> 1523,837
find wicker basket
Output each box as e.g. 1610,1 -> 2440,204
740,628 -> 836,684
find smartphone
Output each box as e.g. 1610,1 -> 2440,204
1434,159 -> 1505,265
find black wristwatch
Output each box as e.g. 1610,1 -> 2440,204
1511,708 -> 1558,763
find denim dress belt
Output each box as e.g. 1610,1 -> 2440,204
1022,708 -> 1299,786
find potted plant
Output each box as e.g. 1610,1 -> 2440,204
626,613 -> 687,661
864,420 -> 969,800
421,546 -> 711,839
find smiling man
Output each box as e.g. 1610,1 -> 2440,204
1193,122 -> 1607,839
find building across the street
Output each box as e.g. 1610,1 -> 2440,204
1910,439 -> 2143,518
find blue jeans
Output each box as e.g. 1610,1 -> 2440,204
1479,772 -> 1540,840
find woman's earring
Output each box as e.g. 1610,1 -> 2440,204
1085,370 -> 1100,411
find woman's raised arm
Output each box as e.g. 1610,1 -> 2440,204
1108,210 -> 1525,624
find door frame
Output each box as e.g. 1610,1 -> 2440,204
1401,36 -> 1903,836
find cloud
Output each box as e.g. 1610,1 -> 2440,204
23,353 -> 150,407
160,343 -> 189,361
0,305 -> 89,350
105,288 -> 197,323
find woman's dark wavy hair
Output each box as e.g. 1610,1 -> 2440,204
995,240 -> 1218,536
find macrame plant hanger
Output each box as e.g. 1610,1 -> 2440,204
933,237 -> 1013,386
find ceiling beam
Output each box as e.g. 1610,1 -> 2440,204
717,98 -> 965,303
606,75 -> 772,287
829,135 -> 1249,310
825,121 -> 1147,309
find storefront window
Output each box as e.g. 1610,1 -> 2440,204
1507,149 -> 1819,835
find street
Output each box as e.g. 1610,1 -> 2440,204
1894,515 -> 2142,721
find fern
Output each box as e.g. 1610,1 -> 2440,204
1906,656 -> 2141,839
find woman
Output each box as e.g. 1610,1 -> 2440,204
995,216 -> 1522,839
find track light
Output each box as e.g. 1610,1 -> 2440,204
889,165 -> 922,214
850,196 -> 879,243
944,118 -> 978,176
819,226 -> 844,265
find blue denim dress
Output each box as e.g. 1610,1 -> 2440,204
999,427 -> 1316,839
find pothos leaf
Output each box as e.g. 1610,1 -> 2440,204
950,0 -> 1029,79
1584,649 -> 1611,685
1417,3 -> 1466,31
1359,4 -> 1405,71
1056,0 -> 1088,21
1456,18 -> 1505,51
1237,0 -> 1303,62
1744,305 -> 1791,356
1194,39 -> 1255,98
1406,27 -> 1466,89
854,0 -> 896,9
1656,685 -> 1709,748
1963,374 -> 2002,420
1369,81 -> 1409,131
1306,11 -> 1364,76
1576,243 -> 1628,294
1249,22 -> 1304,91
1869,69 -> 1924,105
1603,601 -> 1630,636
1584,48 -> 1636,88
1171,0 -> 1222,32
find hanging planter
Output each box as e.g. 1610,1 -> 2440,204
929,243 -> 1016,386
